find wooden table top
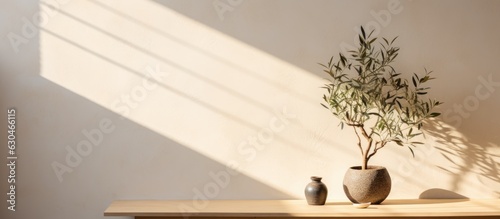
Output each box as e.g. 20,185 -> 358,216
104,199 -> 500,217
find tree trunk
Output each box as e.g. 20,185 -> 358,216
362,154 -> 368,170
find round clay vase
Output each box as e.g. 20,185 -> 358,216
343,166 -> 391,204
304,176 -> 328,205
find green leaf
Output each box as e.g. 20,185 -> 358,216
408,146 -> 415,158
420,75 -> 429,83
392,53 -> 399,61
413,73 -> 420,81
409,131 -> 422,138
396,100 -> 402,109
318,63 -> 328,68
395,140 -> 404,146
368,38 -> 377,45
355,66 -> 362,75
383,37 -> 389,45
368,29 -> 375,38
391,36 -> 399,44
430,112 -> 441,117
340,53 -> 346,66
361,26 -> 366,39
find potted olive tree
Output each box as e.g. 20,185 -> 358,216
320,27 -> 441,204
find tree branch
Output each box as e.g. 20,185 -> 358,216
359,125 -> 370,140
353,126 -> 364,156
346,122 -> 363,127
367,141 -> 387,161
359,125 -> 373,169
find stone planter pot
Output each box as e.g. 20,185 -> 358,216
343,166 -> 391,204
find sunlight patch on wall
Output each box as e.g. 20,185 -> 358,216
38,0 -> 348,197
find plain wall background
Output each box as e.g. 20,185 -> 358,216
1,0 -> 499,218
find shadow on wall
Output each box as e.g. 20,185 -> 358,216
425,119 -> 500,197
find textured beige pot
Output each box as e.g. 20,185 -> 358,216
343,166 -> 391,204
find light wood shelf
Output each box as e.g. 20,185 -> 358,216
104,199 -> 500,219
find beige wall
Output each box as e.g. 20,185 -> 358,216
1,0 -> 499,218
